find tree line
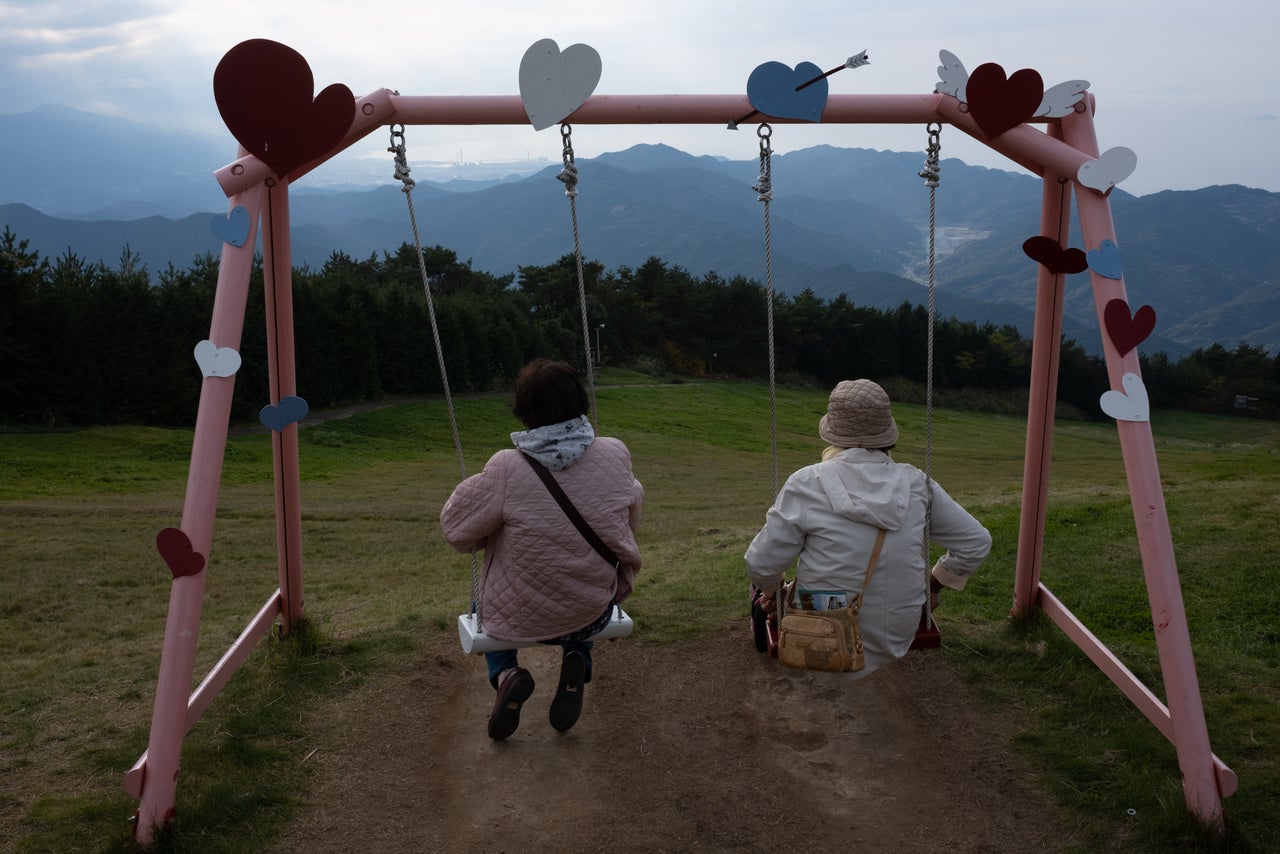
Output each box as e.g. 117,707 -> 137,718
2,226 -> 1277,427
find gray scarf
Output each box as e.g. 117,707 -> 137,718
511,415 -> 595,471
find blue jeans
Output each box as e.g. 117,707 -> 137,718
485,602 -> 614,689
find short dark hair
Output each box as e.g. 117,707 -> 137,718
512,359 -> 589,428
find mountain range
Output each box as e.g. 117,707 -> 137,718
3,106 -> 1278,357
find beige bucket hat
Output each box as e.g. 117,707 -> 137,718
818,379 -> 899,448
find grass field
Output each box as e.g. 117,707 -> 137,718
1,374 -> 1277,852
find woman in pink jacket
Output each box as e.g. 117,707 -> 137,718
441,359 -> 644,740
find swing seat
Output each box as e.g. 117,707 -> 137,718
457,605 -> 634,655
910,606 -> 942,650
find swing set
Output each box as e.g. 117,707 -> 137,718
127,36 -> 1235,844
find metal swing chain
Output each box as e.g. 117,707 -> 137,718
557,123 -> 599,430
388,125 -> 482,620
918,122 -> 942,622
754,123 -> 780,496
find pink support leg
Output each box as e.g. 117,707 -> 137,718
1062,100 -> 1225,829
1012,141 -> 1073,617
261,181 -> 306,631
131,185 -> 263,844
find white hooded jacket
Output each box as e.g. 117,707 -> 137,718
745,447 -> 991,677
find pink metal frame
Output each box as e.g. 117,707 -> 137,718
128,89 -> 1233,842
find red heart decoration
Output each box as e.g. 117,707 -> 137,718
1104,299 -> 1157,356
1022,235 -> 1088,275
213,39 -> 355,177
156,527 -> 206,578
965,63 -> 1044,140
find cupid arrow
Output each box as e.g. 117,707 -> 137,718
728,50 -> 869,130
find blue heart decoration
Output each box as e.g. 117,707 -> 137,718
212,206 -> 251,247
259,395 -> 309,431
1087,239 -> 1124,280
747,61 -> 829,122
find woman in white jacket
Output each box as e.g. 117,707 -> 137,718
745,379 -> 991,678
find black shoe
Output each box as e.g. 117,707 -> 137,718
549,651 -> 586,732
488,667 -> 534,740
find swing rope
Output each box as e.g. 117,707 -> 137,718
918,122 -> 942,634
388,125 -> 483,621
557,123 -> 599,430
754,123 -> 780,495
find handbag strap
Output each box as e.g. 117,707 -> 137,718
522,452 -> 624,570
854,528 -> 888,609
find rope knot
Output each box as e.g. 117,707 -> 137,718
388,130 -> 416,193
753,175 -> 773,203
393,153 -> 416,193
755,123 -> 774,203
557,162 -> 579,197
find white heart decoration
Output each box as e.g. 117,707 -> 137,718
518,38 -> 602,131
193,339 -> 242,378
1099,372 -> 1150,422
1077,146 -> 1138,194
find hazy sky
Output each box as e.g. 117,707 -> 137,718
3,0 -> 1277,196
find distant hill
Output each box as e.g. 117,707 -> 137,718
2,107 -> 1278,357
940,183 -> 1280,354
0,106 -> 230,219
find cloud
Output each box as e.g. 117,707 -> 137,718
1,0 -> 1278,195
0,0 -> 174,118
0,1 -> 163,58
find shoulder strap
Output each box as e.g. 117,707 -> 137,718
522,452 -> 623,570
854,528 -> 888,608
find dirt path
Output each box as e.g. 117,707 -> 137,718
271,622 -> 1081,853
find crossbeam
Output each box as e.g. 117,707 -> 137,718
213,90 -> 1087,197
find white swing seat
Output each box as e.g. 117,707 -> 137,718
457,605 -> 634,655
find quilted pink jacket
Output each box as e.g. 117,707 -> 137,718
439,437 -> 644,642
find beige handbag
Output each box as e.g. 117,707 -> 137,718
776,528 -> 887,673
